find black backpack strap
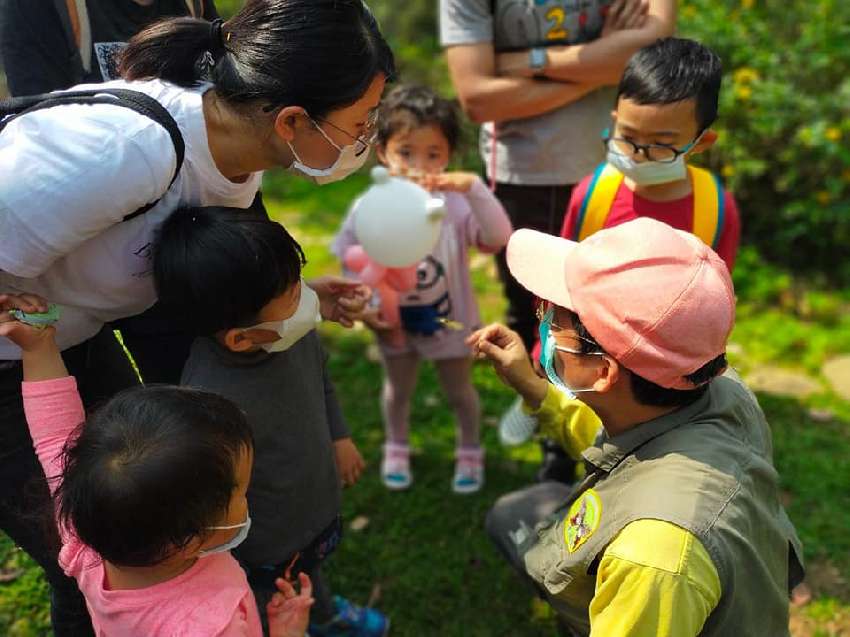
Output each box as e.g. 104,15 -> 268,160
0,88 -> 185,222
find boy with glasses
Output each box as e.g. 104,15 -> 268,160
561,37 -> 740,272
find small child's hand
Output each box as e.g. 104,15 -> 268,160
0,294 -> 56,352
267,572 -> 314,637
307,276 -> 372,328
359,306 -> 395,333
333,437 -> 365,487
414,171 -> 479,193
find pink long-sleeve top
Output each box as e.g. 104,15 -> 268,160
22,376 -> 263,636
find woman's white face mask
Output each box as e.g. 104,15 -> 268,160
287,117 -> 370,185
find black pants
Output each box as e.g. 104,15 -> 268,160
241,516 -> 343,634
493,183 -> 574,351
494,183 -> 577,483
112,302 -> 194,384
0,327 -> 140,636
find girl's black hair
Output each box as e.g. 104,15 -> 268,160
617,37 -> 722,132
119,0 -> 395,118
153,205 -> 306,335
56,386 -> 253,567
376,84 -> 462,151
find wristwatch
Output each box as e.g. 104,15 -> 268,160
529,47 -> 547,75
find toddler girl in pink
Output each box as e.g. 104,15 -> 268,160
0,293 -> 312,637
333,85 -> 512,493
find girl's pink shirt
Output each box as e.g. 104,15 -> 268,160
22,376 -> 262,636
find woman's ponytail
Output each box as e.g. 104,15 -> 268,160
119,17 -> 224,87
119,1 -> 395,118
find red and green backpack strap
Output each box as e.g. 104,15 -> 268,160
688,165 -> 725,250
573,163 -> 624,241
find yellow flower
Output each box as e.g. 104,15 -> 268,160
733,67 -> 760,84
722,165 -> 735,178
742,0 -> 755,8
816,191 -> 831,205
735,85 -> 752,101
825,127 -> 842,142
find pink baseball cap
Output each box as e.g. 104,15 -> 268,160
507,218 -> 735,390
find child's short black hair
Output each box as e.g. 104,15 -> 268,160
56,386 -> 253,567
154,205 -> 306,335
376,84 -> 462,151
617,37 -> 723,133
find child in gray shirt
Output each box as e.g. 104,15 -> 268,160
153,206 -> 389,637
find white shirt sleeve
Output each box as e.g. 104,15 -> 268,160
0,102 -> 176,278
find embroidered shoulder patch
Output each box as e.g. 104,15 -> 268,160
564,489 -> 602,553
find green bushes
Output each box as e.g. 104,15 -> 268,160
679,0 -> 850,284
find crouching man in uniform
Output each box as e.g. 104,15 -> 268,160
468,217 -> 804,636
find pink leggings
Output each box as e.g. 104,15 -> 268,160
380,353 -> 480,448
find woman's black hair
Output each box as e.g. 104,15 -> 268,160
119,0 -> 395,118
153,205 -> 306,335
617,37 -> 722,132
56,386 -> 253,567
376,84 -> 462,151
568,311 -> 726,408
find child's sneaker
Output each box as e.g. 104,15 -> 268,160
381,442 -> 411,490
498,396 -> 538,446
309,596 -> 390,637
452,446 -> 484,494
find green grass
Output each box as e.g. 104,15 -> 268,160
1,170 -> 848,636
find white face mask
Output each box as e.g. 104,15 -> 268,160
198,514 -> 251,557
287,118 -> 370,185
606,137 -> 698,186
243,283 -> 321,353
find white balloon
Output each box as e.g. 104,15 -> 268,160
352,166 -> 447,267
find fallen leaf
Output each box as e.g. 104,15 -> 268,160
0,568 -> 24,583
349,515 -> 370,532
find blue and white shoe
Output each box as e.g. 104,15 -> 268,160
381,443 -> 411,491
308,596 -> 390,637
452,446 -> 485,494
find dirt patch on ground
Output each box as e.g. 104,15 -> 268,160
790,559 -> 850,636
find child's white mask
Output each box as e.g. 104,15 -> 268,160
199,514 -> 251,557
605,136 -> 700,186
243,283 -> 321,353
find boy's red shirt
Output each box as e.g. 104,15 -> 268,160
560,172 -> 741,273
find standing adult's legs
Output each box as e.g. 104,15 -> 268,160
493,184 -> 574,350
493,184 -> 577,482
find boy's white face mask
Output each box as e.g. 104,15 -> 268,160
605,134 -> 702,186
243,283 -> 321,353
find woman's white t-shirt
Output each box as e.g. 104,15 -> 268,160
0,79 -> 262,359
